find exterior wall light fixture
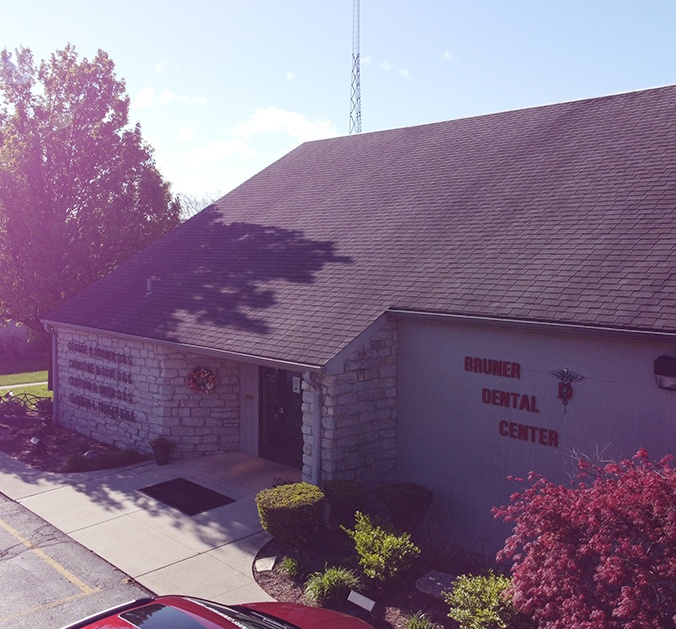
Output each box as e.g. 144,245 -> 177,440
654,355 -> 676,390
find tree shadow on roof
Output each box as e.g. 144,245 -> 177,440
83,209 -> 353,341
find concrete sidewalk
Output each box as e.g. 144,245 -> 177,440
0,450 -> 300,603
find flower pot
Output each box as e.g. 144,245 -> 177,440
152,445 -> 171,465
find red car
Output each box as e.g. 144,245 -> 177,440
60,595 -> 375,629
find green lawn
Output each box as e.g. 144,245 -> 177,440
1,381 -> 52,398
0,370 -> 49,387
0,354 -> 51,398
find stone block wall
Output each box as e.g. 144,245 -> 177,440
303,319 -> 397,484
54,320 -> 398,473
53,327 -> 241,459
155,350 -> 240,458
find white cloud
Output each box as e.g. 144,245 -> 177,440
155,59 -> 169,74
159,90 -> 207,105
186,140 -> 257,168
134,87 -> 155,108
381,60 -> 412,80
179,128 -> 194,141
159,90 -> 175,104
233,107 -> 337,144
132,87 -> 207,109
286,72 -> 295,81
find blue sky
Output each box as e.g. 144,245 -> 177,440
2,0 -> 675,197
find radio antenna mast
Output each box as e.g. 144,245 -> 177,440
349,0 -> 362,134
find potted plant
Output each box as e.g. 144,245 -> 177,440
150,436 -> 172,465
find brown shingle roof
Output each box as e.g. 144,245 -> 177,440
45,86 -> 676,367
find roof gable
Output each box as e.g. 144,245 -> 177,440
46,86 -> 676,366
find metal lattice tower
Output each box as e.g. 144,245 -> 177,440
349,0 -> 362,134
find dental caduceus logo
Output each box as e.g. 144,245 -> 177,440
550,368 -> 584,413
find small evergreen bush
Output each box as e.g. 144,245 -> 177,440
63,452 -> 91,472
304,565 -> 362,606
342,511 -> 420,585
256,482 -> 325,549
62,447 -> 148,472
96,447 -> 147,469
375,481 -> 433,532
35,397 -> 53,417
322,479 -> 367,527
272,476 -> 296,487
445,571 -> 524,629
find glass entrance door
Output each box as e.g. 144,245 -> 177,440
259,367 -> 303,469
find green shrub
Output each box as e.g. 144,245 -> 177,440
278,556 -> 302,581
62,447 -> 148,472
445,571 -> 521,629
322,479 -> 367,527
62,452 -> 92,472
272,476 -> 296,487
304,565 -> 362,606
35,397 -> 53,416
375,481 -> 433,532
0,394 -> 26,416
256,482 -> 325,549
95,448 -> 147,469
342,511 -> 420,585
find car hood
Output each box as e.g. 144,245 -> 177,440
242,602 -> 373,629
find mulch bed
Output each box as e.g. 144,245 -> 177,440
0,413 -> 147,472
253,525 -> 495,629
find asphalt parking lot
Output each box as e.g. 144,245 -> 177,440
0,492 -> 150,628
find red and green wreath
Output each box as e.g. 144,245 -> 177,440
186,367 -> 216,393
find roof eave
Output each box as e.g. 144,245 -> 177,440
41,319 -> 325,373
387,309 -> 676,342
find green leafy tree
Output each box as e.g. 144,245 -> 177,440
0,45 -> 180,333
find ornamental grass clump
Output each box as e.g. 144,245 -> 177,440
406,611 -> 443,629
342,511 -> 420,586
277,556 -> 302,581
256,482 -> 325,549
304,566 -> 362,606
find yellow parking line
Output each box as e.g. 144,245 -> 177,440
0,589 -> 97,624
0,516 -> 95,594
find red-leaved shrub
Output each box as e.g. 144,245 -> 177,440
493,449 -> 676,628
